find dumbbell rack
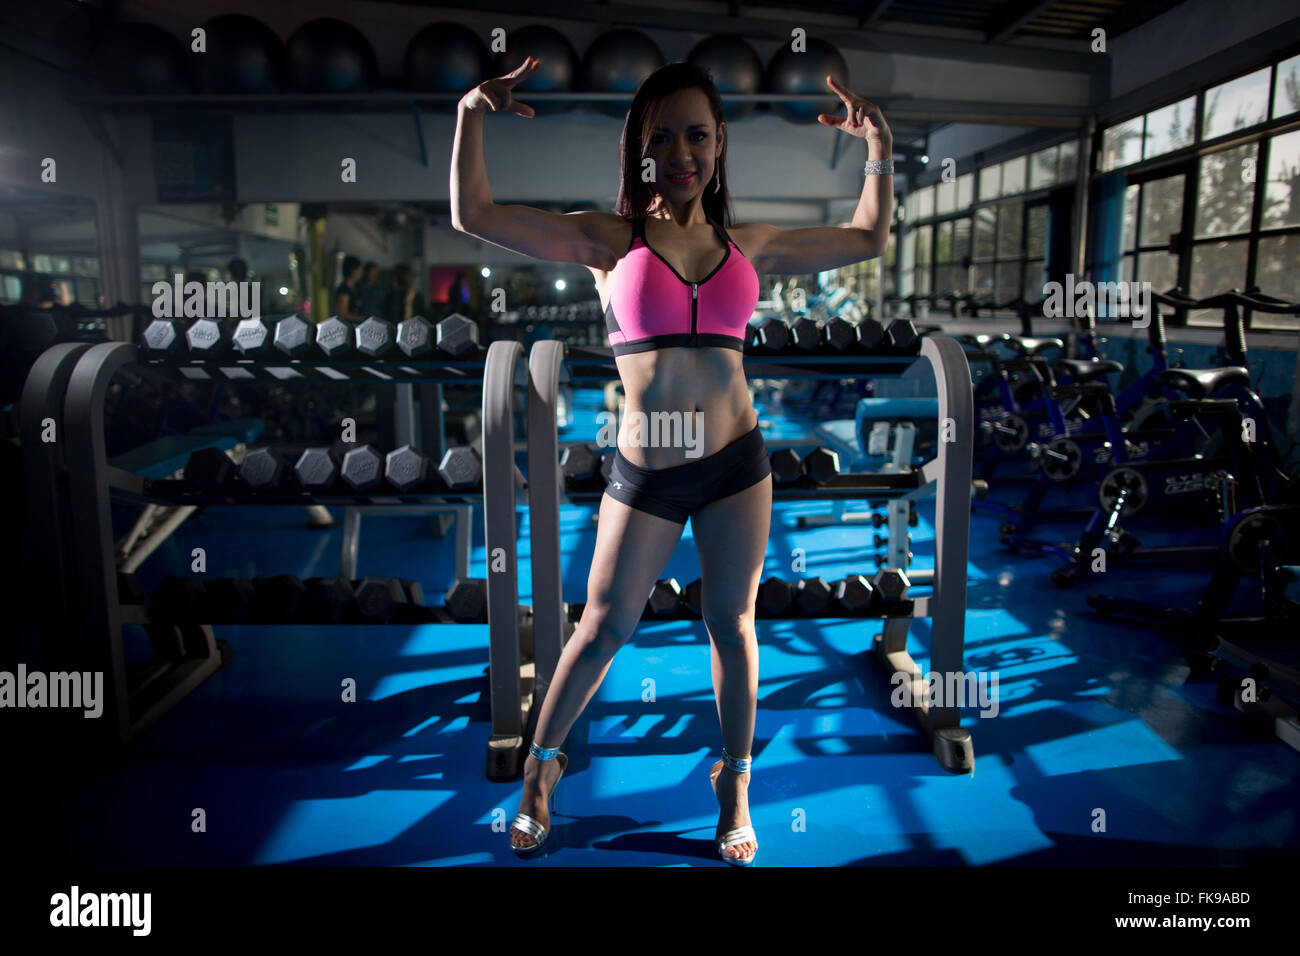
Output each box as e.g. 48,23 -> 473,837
527,336 -> 977,773
21,339 -> 554,780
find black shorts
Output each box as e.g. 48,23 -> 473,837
603,424 -> 771,525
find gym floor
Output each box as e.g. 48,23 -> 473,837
47,390 -> 1299,867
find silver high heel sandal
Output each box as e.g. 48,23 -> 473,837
709,749 -> 756,866
510,741 -> 567,856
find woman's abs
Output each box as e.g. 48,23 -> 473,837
612,347 -> 755,469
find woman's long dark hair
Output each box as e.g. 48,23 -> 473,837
614,62 -> 732,226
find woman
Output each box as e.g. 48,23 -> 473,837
451,57 -> 892,864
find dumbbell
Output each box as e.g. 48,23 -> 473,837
445,577 -> 488,622
396,316 -> 434,358
273,315 -> 313,358
347,577 -> 407,624
437,313 -> 480,356
340,444 -> 385,491
299,577 -> 353,624
884,319 -> 920,355
871,568 -> 911,608
682,578 -> 704,617
794,577 -> 834,616
874,553 -> 913,567
802,447 -> 840,483
834,575 -> 874,614
790,316 -> 822,351
250,574 -> 307,623
355,316 -> 396,358
560,444 -> 601,483
824,317 -> 856,351
150,576 -> 209,622
205,578 -> 257,623
769,448 -> 803,485
184,317 -> 230,359
240,447 -> 295,492
645,578 -> 683,618
749,316 -> 791,351
756,576 -> 794,616
231,317 -> 272,358
438,446 -> 481,490
600,452 -> 615,484
314,316 -> 353,358
856,317 -> 887,350
294,446 -> 344,491
142,318 -> 180,354
184,447 -> 242,494
385,445 -> 431,491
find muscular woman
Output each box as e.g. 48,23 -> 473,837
451,57 -> 892,864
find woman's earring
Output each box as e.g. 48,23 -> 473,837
714,169 -> 721,194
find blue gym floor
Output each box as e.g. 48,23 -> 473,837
53,392 -> 1300,867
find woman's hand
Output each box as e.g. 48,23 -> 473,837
816,76 -> 892,153
461,56 -> 541,117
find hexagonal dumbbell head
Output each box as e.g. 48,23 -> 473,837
682,577 -> 704,617
756,576 -> 793,615
751,316 -> 790,351
437,446 -> 481,490
436,313 -> 480,356
184,447 -> 238,493
560,444 -> 600,482
885,319 -> 920,354
340,444 -> 384,491
871,568 -> 911,605
802,447 -> 841,483
384,444 -> 432,491
314,316 -> 352,358
349,577 -> 404,624
274,315 -> 312,357
835,575 -> 874,613
396,315 -> 434,358
355,316 -> 395,358
294,446 -> 341,490
240,447 -> 291,490
250,574 -> 306,623
769,448 -> 803,485
205,577 -> 256,624
824,316 -> 856,351
600,452 -> 615,484
185,318 -> 225,356
790,316 -> 823,351
856,317 -> 886,350
142,318 -> 179,353
232,317 -> 270,356
445,577 -> 488,622
646,578 -> 682,618
794,577 -> 833,615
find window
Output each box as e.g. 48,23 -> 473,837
915,186 -> 934,220
1274,54 -> 1300,119
913,224 -> 932,295
978,165 -> 1000,201
1058,140 -> 1078,182
1121,172 -> 1185,293
1001,156 -> 1027,196
956,173 -> 973,208
1194,143 -> 1257,238
1263,128 -> 1300,229
1030,146 -> 1058,189
1102,116 -> 1143,171
1202,67 -> 1271,141
1144,97 -> 1195,160
935,179 -> 956,215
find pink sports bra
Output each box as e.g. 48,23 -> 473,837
604,215 -> 760,355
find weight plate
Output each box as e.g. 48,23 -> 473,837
1041,438 -> 1083,482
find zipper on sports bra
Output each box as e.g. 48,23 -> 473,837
691,282 -> 698,346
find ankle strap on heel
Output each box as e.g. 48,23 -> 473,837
722,749 -> 751,774
530,742 -> 560,761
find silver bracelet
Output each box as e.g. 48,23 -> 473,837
864,159 -> 894,175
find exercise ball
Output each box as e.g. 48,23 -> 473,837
688,35 -> 762,119
94,22 -> 192,94
406,22 -> 491,103
493,25 -> 579,98
196,14 -> 283,93
286,18 -> 377,93
581,29 -> 664,117
763,38 -> 849,124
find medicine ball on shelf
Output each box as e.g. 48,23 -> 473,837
286,18 -> 377,93
493,25 -> 579,99
580,28 -> 664,117
763,38 -> 850,124
196,14 -> 284,93
94,22 -> 193,94
405,21 -> 492,102
687,34 -> 762,119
